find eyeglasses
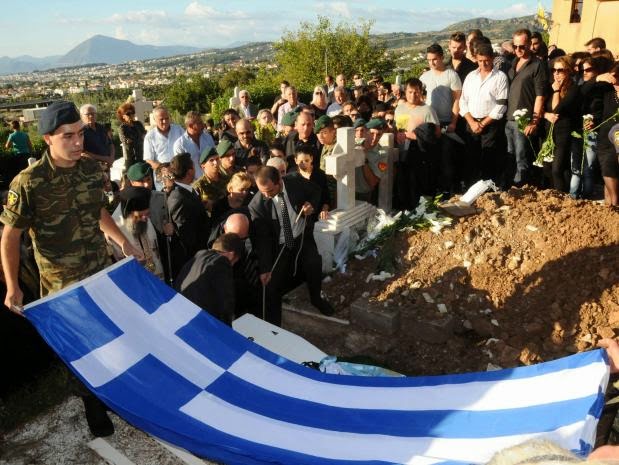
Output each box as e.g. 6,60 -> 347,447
83,112 -> 96,116
125,111 -> 135,116
552,68 -> 567,73
513,45 -> 528,51
582,67 -> 593,73
314,91 -> 323,95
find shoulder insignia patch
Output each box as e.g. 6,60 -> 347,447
7,190 -> 19,207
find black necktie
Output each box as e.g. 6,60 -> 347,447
278,194 -> 295,249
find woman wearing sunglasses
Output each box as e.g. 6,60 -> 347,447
309,86 -> 328,118
117,102 -> 147,174
542,55 -> 580,192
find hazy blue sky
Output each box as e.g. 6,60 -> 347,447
0,0 -> 551,57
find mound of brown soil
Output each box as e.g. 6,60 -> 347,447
320,187 -> 619,376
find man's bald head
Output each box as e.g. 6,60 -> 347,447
223,213 -> 250,239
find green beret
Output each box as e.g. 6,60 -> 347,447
200,146 -> 218,164
366,118 -> 387,130
38,100 -> 80,135
216,139 -> 235,157
353,118 -> 367,129
126,162 -> 151,181
280,111 -> 298,127
314,115 -> 333,133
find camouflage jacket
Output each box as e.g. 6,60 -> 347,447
0,151 -> 110,296
192,174 -> 227,211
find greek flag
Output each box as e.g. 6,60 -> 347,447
24,258 -> 609,465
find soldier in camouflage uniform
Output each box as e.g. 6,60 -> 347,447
0,101 -> 142,437
193,146 -> 227,215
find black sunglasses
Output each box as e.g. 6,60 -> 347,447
513,45 -> 528,50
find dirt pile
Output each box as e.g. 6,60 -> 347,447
321,187 -> 619,376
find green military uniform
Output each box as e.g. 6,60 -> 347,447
0,150 -> 110,296
192,174 -> 227,211
355,146 -> 389,195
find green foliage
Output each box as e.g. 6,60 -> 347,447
274,16 -> 394,89
219,68 -> 257,92
165,74 -> 221,115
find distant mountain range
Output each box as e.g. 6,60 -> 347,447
0,14 -> 545,75
0,35 -> 202,75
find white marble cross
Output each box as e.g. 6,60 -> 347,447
132,89 -> 154,124
324,127 -> 366,211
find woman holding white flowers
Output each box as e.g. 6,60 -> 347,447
542,55 -> 580,192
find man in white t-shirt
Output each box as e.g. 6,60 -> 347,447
420,43 -> 463,196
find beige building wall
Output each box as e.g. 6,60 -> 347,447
549,0 -> 619,54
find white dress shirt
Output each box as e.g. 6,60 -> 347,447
459,68 -> 509,121
143,123 -> 184,164
173,130 -> 216,180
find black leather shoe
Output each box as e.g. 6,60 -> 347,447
311,297 -> 335,316
83,395 -> 114,437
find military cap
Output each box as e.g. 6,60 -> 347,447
365,118 -> 387,130
38,100 -> 81,135
126,162 -> 151,181
280,110 -> 298,127
609,123 -> 619,154
200,146 -> 219,164
119,186 -> 151,217
216,139 -> 235,157
353,118 -> 367,129
314,115 -> 333,133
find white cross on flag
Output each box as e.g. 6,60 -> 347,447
24,258 -> 610,465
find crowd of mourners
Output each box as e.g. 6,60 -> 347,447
3,27 -> 619,330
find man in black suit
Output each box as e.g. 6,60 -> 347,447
249,166 -> 334,325
167,153 -> 210,278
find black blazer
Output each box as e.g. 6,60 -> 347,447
248,175 -> 320,273
167,184 -> 210,275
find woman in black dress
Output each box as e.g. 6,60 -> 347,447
594,62 -> 619,206
117,103 -> 146,173
542,55 -> 581,192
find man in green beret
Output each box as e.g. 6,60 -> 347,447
356,118 -> 389,202
278,110 -> 298,140
193,146 -> 227,214
315,115 -> 338,207
217,138 -> 238,183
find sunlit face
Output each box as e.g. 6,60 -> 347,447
317,126 -> 336,146
334,89 -> 345,104
405,85 -> 424,106
530,37 -> 541,54
355,126 -> 366,140
366,129 -> 382,148
81,108 -> 97,126
187,119 -> 204,137
256,177 -> 281,199
130,175 -> 154,190
313,87 -> 326,101
336,74 -> 346,87
258,111 -> 273,126
154,110 -> 171,133
476,54 -> 494,73
224,113 -> 239,129
295,114 -> 314,140
43,121 -> 85,168
427,53 -> 443,71
236,121 -> 253,146
285,87 -> 297,104
512,34 -> 530,58
295,153 -> 313,173
203,156 -> 220,177
220,151 -> 235,170
449,40 -> 466,60
239,92 -> 250,104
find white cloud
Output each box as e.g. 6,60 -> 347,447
184,2 -> 249,20
114,26 -> 128,40
330,2 -> 352,18
106,10 -> 168,24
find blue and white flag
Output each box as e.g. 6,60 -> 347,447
24,258 -> 609,465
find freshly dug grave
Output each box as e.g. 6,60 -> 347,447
317,186 -> 619,376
